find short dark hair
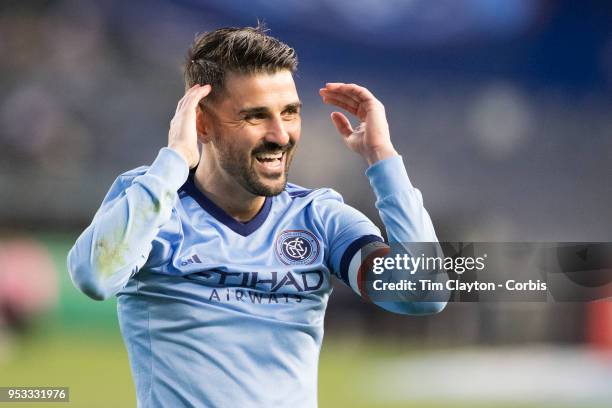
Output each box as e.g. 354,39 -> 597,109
184,23 -> 298,101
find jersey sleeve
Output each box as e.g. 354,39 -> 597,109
313,191 -> 384,293
320,155 -> 447,315
67,147 -> 188,300
365,155 -> 438,241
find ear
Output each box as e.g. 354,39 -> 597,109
196,106 -> 212,144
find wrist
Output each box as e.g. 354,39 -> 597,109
167,144 -> 187,159
365,146 -> 398,166
168,144 -> 197,168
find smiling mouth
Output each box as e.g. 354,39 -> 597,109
254,151 -> 285,173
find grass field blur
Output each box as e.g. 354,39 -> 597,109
1,330 -> 608,408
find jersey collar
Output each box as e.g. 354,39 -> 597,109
179,174 -> 273,237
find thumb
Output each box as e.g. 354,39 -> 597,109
330,112 -> 354,138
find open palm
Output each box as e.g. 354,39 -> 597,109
319,82 -> 397,165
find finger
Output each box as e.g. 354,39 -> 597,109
321,83 -> 361,105
322,96 -> 358,116
176,84 -> 200,113
321,95 -> 358,116
330,111 -> 354,137
319,89 -> 359,111
325,83 -> 375,103
186,84 -> 212,109
180,85 -> 212,116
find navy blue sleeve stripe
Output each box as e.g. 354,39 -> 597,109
338,235 -> 384,285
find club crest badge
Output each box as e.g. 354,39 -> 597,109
275,230 -> 320,265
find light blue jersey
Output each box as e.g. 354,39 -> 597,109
68,147 -> 445,407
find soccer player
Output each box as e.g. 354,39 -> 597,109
68,25 -> 447,407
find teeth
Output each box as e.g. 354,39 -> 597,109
256,152 -> 283,160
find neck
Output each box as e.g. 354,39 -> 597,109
193,158 -> 265,223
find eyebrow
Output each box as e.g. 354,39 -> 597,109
238,102 -> 302,115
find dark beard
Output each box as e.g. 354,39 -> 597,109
215,140 -> 295,197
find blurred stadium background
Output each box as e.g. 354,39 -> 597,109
1,0 -> 611,407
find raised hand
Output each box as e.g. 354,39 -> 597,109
168,84 -> 212,169
319,83 -> 398,165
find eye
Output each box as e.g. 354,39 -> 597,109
243,112 -> 268,121
282,106 -> 300,119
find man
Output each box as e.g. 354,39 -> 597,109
68,25 -> 446,407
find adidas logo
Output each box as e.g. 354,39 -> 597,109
180,254 -> 203,266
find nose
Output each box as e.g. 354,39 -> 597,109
264,116 -> 290,146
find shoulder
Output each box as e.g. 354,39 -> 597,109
284,182 -> 344,204
282,183 -> 356,223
